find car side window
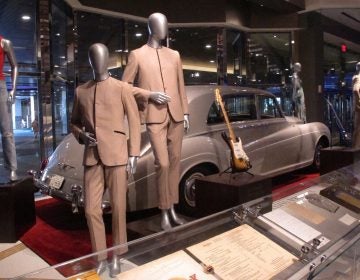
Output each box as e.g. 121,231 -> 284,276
258,96 -> 282,119
207,95 -> 256,124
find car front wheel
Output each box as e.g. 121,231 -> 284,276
178,165 -> 215,216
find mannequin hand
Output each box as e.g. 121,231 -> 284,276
149,92 -> 171,105
80,132 -> 97,147
184,114 -> 190,132
127,156 -> 138,174
8,91 -> 15,104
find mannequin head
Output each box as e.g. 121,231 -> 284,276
356,62 -> 360,74
147,13 -> 168,48
88,43 -> 109,81
293,62 -> 301,73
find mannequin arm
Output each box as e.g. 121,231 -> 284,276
184,114 -> 190,132
79,131 -> 97,146
2,39 -> 18,104
127,156 -> 138,174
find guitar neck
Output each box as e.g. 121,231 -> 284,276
217,91 -> 237,142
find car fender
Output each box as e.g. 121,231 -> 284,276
179,135 -> 226,179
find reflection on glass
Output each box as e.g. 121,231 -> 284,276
169,27 -> 217,85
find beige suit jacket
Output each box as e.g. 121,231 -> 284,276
122,44 -> 189,124
71,77 -> 140,167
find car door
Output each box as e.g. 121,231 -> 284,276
249,94 -> 303,175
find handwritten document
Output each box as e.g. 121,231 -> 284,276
116,250 -> 217,280
187,224 -> 297,280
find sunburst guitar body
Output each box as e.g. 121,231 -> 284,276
215,88 -> 251,172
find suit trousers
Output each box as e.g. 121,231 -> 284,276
84,163 -> 127,261
147,113 -> 184,209
0,80 -> 17,171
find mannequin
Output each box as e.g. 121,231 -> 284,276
352,62 -> 360,148
71,43 -> 140,276
0,37 -> 18,181
292,62 -> 306,123
122,12 -> 189,231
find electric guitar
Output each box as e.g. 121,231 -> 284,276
215,88 -> 251,172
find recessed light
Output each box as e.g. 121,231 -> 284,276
21,15 -> 31,21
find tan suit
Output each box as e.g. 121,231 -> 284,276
353,75 -> 360,148
71,77 -> 140,259
123,44 -> 189,209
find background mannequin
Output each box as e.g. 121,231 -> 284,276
0,36 -> 18,181
71,43 -> 140,276
352,62 -> 360,148
292,62 -> 306,123
122,12 -> 189,231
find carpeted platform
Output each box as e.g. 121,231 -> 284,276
19,169 -> 319,267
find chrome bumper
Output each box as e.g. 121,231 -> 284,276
31,172 -> 111,213
32,175 -> 85,213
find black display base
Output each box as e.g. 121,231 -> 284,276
320,146 -> 360,175
195,172 -> 272,217
0,177 -> 36,243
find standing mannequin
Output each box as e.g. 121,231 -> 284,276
122,12 -> 189,231
0,36 -> 18,181
71,43 -> 140,276
352,62 -> 360,148
292,62 -> 306,123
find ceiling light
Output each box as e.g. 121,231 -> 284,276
205,44 -> 212,49
209,60 -> 215,63
56,33 -> 60,37
60,56 -> 66,59
273,35 -> 277,38
291,40 -> 295,44
135,33 -> 142,37
21,15 -> 31,21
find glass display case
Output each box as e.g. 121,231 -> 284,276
13,162 -> 360,280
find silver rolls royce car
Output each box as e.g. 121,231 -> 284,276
32,85 -> 330,216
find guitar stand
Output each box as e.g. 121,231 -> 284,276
219,167 -> 254,179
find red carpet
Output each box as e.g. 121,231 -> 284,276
272,169 -> 320,201
20,198 -> 99,265
20,169 -> 319,268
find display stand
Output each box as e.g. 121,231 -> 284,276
195,172 -> 272,217
320,146 -> 360,175
0,177 -> 36,242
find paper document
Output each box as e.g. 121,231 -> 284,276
116,250 -> 217,280
187,224 -> 297,280
264,208 -> 321,242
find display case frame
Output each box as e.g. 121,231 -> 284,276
13,162 -> 360,280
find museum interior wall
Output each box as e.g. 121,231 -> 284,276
0,0 -> 359,161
